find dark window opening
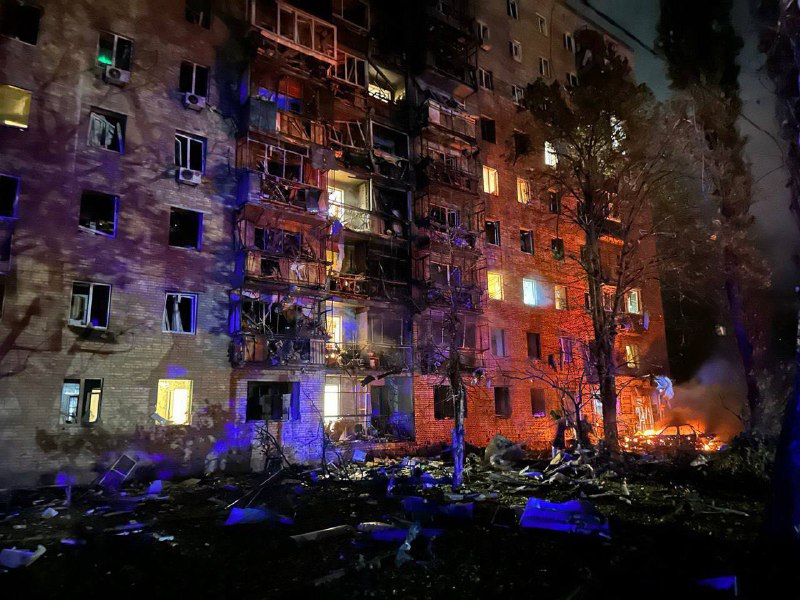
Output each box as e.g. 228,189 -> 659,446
480,117 -> 496,143
433,385 -> 454,420
163,293 -> 197,334
60,378 -> 102,425
246,381 -> 297,421
0,174 -> 19,218
494,386 -> 511,417
531,388 -> 546,417
69,282 -> 111,329
179,61 -> 209,96
549,190 -> 562,213
372,123 -> 408,158
0,0 -> 41,45
169,207 -> 202,250
491,328 -> 507,357
520,229 -> 533,254
551,238 -> 565,261
186,0 -> 211,28
88,108 -> 126,153
79,191 -> 117,236
97,32 -> 133,70
527,332 -> 541,359
334,0 -> 369,28
486,220 -> 500,246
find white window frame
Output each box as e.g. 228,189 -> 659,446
476,20 -> 490,47
163,292 -> 198,334
538,56 -> 551,78
97,31 -> 133,70
487,271 -> 504,301
69,281 -> 111,330
331,49 -> 367,87
536,14 -> 548,36
60,378 -> 103,426
181,61 -> 209,96
567,72 -> 579,87
482,165 -> 499,195
510,40 -> 522,62
478,67 -> 494,90
523,278 -> 537,306
564,32 -> 575,53
332,0 -> 369,30
511,84 -> 524,105
516,177 -> 530,204
544,141 -> 558,167
175,131 -> 206,172
625,289 -> 642,314
625,344 -> 641,369
507,0 -> 519,19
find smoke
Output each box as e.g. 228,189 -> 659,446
659,358 -> 746,441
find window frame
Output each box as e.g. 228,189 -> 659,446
480,117 -> 496,143
494,386 -> 512,417
155,379 -> 193,425
624,288 -> 642,314
246,380 -> 297,421
536,13 -> 548,36
60,378 -> 103,426
478,67 -> 494,90
174,131 -> 206,172
554,284 -> 568,310
566,72 -> 579,87
0,173 -> 20,219
511,84 -> 524,105
491,328 -> 507,357
507,0 -> 519,19
0,84 -> 32,129
544,141 -> 558,166
551,238 -> 565,261
433,384 -> 455,420
168,206 -> 203,251
520,229 -> 534,254
531,388 -> 547,417
522,278 -> 537,306
179,61 -> 210,97
538,56 -> 551,78
482,165 -> 499,195
332,0 -> 369,30
97,31 -> 133,71
527,332 -> 541,360
87,107 -> 126,153
625,343 -> 641,369
510,39 -> 522,62
563,32 -> 575,53
487,271 -> 504,301
476,20 -> 490,47
516,177 -> 530,204
485,219 -> 501,246
68,281 -> 111,330
0,1 -> 42,45
78,190 -> 118,238
163,292 -> 198,335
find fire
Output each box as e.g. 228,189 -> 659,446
621,422 -> 725,455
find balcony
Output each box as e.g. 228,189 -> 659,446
248,0 -> 337,66
247,97 -> 326,146
232,332 -> 326,367
325,341 -> 412,372
420,157 -> 479,193
423,283 -> 484,312
243,249 -> 328,288
328,273 -> 409,301
421,99 -> 477,141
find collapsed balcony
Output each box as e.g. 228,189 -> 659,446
417,96 -> 478,142
248,0 -> 337,66
324,375 -> 414,442
230,291 -> 327,367
328,119 -> 413,182
237,137 -> 327,213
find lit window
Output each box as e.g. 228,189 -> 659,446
327,314 -> 343,344
554,284 -> 568,310
482,165 -> 499,195
507,0 -> 519,19
516,177 -> 530,204
487,271 -> 504,300
625,344 -> 640,369
511,84 -> 524,105
97,32 -> 133,70
563,33 -> 575,53
163,292 -> 197,334
536,14 -> 548,36
69,282 -> 111,329
478,68 -> 494,90
510,40 -> 522,62
538,57 -> 551,78
324,382 -> 339,423
155,379 -> 193,425
175,132 -> 205,172
625,289 -> 642,314
79,191 -> 117,237
60,379 -> 102,425
523,278 -> 537,306
0,84 -> 31,128
544,141 -> 558,166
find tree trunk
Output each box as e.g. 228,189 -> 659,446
599,360 -> 621,456
451,381 -> 465,489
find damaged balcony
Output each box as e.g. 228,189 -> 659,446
236,204 -> 329,289
248,0 -> 337,67
237,137 -> 327,213
415,139 -> 480,194
414,189 -> 484,252
325,308 -> 412,373
328,237 -> 411,302
414,253 -> 485,312
324,375 -> 414,442
327,170 -> 409,238
230,291 -> 327,367
246,95 -> 327,147
417,96 -> 478,143
416,311 -> 485,373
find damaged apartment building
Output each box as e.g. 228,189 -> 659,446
0,0 -> 669,484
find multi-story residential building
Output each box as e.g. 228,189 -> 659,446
0,0 -> 668,485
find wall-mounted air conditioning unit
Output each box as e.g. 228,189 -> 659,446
104,65 -> 130,86
177,168 -> 202,185
183,92 -> 206,111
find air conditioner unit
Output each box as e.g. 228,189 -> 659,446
183,92 -> 206,110
177,168 -> 202,185
104,65 -> 131,86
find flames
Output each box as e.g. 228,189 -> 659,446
622,422 -> 725,455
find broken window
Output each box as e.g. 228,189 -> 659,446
333,0 -> 368,29
155,379 -> 192,425
97,32 -> 132,70
511,85 -> 524,105
625,289 -> 642,314
544,141 -> 558,166
163,293 -> 197,334
430,262 -> 462,287
527,332 -> 541,359
548,189 -> 562,213
510,40 -> 522,61
551,238 -> 565,261
169,207 -> 202,250
531,388 -> 546,417
485,220 -> 500,245
60,378 -> 102,425
516,178 -> 531,204
523,278 -> 537,306
491,328 -> 507,357
0,84 -> 31,128
559,337 -> 574,363
476,20 -> 489,47
507,0 -> 519,19
372,123 -> 408,158
480,117 -> 496,143
175,132 -> 205,172
246,381 -> 297,421
186,0 -> 211,28
88,108 -> 126,152
332,50 -> 367,87
487,271 -> 503,300
0,1 -> 41,44
433,385 -> 454,420
520,229 -> 534,254
478,68 -> 494,90
482,166 -> 499,195
78,191 -> 117,236
554,284 -> 568,310
536,13 -> 547,35
625,344 -> 640,369
0,174 -> 19,218
179,61 -> 209,97
494,386 -> 511,417
69,282 -> 111,329
429,205 -> 459,229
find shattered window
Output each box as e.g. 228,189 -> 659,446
520,229 -> 534,254
78,191 -> 117,236
494,387 -> 511,417
186,0 -> 211,28
531,389 -> 546,417
69,281 -> 111,329
163,293 -> 197,334
175,132 -> 205,172
246,381 -> 295,421
0,1 -> 42,45
88,108 -> 126,153
155,379 -> 192,425
168,207 -> 202,250
60,378 -> 102,425
433,385 -> 454,420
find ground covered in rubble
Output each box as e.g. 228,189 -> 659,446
0,449 -> 797,599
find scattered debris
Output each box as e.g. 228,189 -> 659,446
291,525 -> 353,544
520,498 -> 610,537
0,544 -> 46,569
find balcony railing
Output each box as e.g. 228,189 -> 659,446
424,283 -> 484,311
423,159 -> 479,193
423,100 -> 477,140
244,249 -> 327,287
325,341 -> 412,371
249,0 -> 337,65
248,98 -> 327,146
232,333 -> 326,367
328,272 -> 409,301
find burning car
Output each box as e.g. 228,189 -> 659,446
622,423 -> 724,455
